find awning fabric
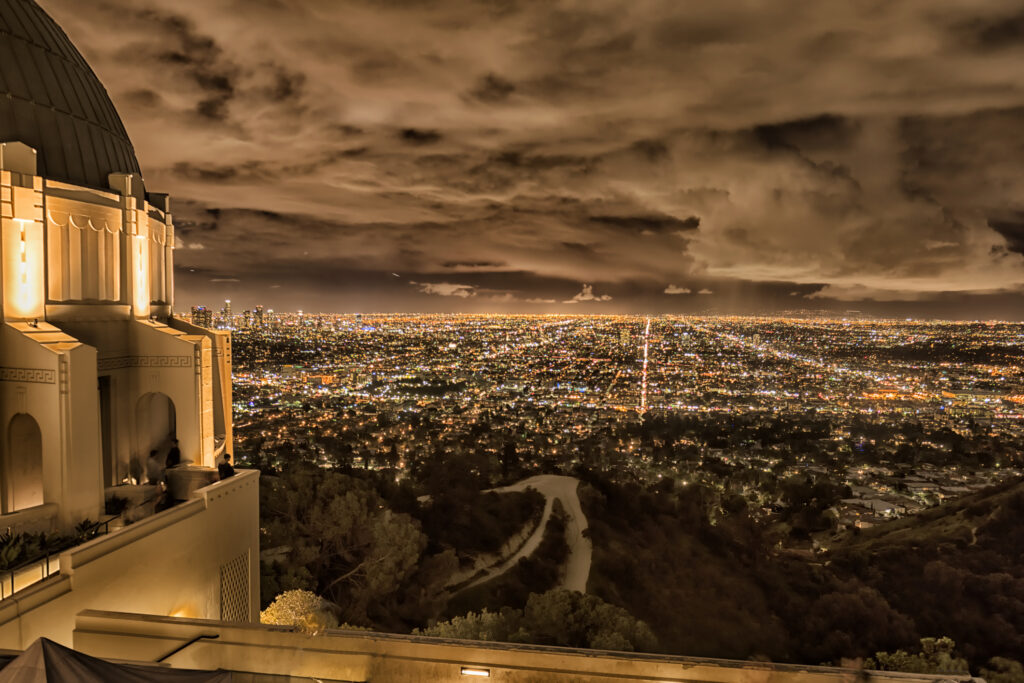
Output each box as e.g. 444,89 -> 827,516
0,638 -> 231,682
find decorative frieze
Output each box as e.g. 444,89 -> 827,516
96,355 -> 192,371
0,367 -> 56,384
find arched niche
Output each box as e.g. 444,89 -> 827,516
4,414 -> 44,513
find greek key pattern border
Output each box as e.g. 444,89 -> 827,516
97,355 -> 193,371
0,367 -> 56,384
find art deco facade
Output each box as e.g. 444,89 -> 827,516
0,0 -> 255,648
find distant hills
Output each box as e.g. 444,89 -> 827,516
578,473 -> 1024,669
828,476 -> 1024,666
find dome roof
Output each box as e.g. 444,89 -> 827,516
0,0 -> 141,189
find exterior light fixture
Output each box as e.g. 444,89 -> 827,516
460,667 -> 490,677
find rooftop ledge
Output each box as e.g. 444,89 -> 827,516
72,609 -> 981,683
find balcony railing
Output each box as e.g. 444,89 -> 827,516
0,518 -> 113,601
0,470 -> 254,606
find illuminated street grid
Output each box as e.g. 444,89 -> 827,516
226,313 -> 1024,528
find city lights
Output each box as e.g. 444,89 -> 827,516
221,311 -> 1023,531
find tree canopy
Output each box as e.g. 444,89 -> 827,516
418,589 -> 657,653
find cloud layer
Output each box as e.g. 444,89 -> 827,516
40,0 -> 1024,316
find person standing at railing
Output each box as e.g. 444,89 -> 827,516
165,439 -> 181,469
218,454 -> 235,480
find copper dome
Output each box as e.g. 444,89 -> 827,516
0,0 -> 142,189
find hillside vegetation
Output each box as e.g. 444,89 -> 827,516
580,472 -> 1024,670
253,440 -> 1023,674
829,477 -> 1024,666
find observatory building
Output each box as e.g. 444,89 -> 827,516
0,0 -> 256,648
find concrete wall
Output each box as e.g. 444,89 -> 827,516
0,323 -> 103,528
0,469 -> 259,650
129,321 -> 213,466
0,324 -> 64,518
169,317 -> 232,455
72,611 -> 980,683
48,316 -> 218,476
60,340 -> 104,525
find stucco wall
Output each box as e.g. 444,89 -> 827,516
0,323 -> 102,527
0,469 -> 259,650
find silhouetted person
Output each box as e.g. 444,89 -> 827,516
218,453 -> 235,480
145,449 -> 162,485
166,439 -> 181,469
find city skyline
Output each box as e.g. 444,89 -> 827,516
189,301 -> 1024,323
38,0 -> 1024,317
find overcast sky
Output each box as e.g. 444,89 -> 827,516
40,0 -> 1024,317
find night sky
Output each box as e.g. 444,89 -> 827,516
40,0 -> 1024,317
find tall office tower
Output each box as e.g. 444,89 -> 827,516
223,299 -> 232,327
191,305 -> 213,329
242,310 -> 252,328
0,0 -> 256,649
254,305 -> 264,328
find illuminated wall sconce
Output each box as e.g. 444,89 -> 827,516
460,667 -> 490,677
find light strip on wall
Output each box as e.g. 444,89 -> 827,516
16,219 -> 28,285
460,667 -> 490,677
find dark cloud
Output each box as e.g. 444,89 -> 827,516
467,73 -> 516,103
561,242 -> 596,254
590,214 -> 700,233
630,139 -> 670,163
988,216 -> 1024,255
35,0 -> 1024,316
170,149 -> 365,184
442,260 -> 507,269
330,124 -> 365,137
110,7 -> 238,120
121,89 -> 163,109
172,162 -> 245,183
486,151 -> 594,171
955,11 -> 1024,51
399,128 -> 443,145
262,62 -> 306,102
752,115 -> 859,152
